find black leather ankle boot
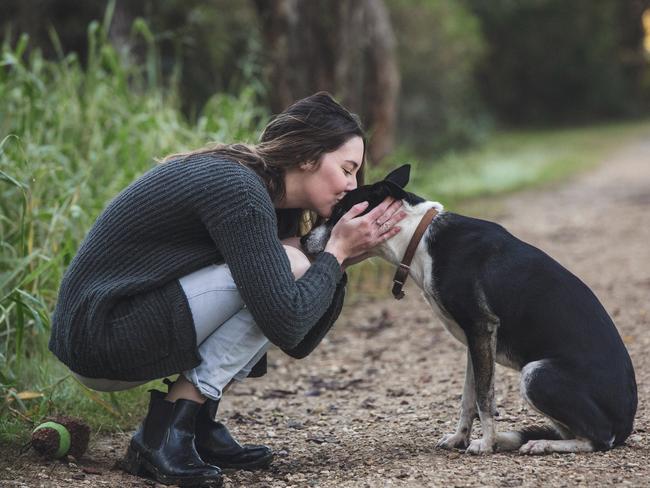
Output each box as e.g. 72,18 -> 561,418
121,390 -> 223,487
195,399 -> 273,470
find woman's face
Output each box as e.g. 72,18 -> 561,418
301,136 -> 364,218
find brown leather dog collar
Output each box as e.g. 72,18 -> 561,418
391,207 -> 438,300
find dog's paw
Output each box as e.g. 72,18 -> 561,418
436,433 -> 469,450
465,438 -> 496,455
519,440 -> 551,455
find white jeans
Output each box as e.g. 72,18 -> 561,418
74,263 -> 270,399
180,264 -> 270,400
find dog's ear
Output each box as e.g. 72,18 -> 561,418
383,181 -> 408,200
384,164 -> 410,188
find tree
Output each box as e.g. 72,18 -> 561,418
253,0 -> 400,164
466,0 -> 632,123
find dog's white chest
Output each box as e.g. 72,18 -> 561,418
423,294 -> 468,345
420,259 -> 468,346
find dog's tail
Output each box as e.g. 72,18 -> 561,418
496,425 -> 564,451
495,425 -> 564,451
518,425 -> 564,442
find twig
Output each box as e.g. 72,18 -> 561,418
8,405 -> 33,424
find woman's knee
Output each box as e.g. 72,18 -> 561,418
282,242 -> 311,279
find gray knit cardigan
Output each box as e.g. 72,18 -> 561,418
49,154 -> 347,381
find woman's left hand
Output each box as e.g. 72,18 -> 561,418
325,197 -> 406,265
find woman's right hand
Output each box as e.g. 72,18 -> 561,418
324,197 -> 405,265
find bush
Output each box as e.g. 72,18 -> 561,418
467,0 -> 628,123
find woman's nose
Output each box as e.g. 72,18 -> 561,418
347,180 -> 357,191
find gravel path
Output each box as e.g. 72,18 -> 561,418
2,135 -> 650,487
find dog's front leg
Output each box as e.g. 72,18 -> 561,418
436,349 -> 478,450
465,320 -> 498,455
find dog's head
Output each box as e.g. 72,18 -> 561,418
301,164 -> 424,255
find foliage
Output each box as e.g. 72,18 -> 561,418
387,0 -> 489,155
4,0 -> 650,156
0,10 -> 266,440
125,0 -> 265,116
466,0 -> 630,123
0,0 -> 265,118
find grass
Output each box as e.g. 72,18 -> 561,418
2,11 -> 649,446
373,119 -> 650,208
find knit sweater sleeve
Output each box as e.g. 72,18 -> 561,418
197,162 -> 344,350
282,273 -> 347,359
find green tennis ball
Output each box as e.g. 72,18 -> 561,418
31,416 -> 90,460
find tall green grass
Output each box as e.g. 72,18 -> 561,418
0,11 -> 266,441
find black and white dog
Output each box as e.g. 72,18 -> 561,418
302,164 -> 637,455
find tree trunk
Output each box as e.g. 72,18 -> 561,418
253,0 -> 399,165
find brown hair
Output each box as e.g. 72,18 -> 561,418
163,92 -> 366,234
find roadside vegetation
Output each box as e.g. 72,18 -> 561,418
0,18 -> 265,442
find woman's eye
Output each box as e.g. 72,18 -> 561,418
343,168 -> 352,176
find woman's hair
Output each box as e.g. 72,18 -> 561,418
163,92 -> 366,234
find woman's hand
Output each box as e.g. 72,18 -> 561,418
325,197 -> 406,265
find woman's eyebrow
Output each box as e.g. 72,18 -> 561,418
345,160 -> 360,168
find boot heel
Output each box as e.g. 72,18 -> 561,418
120,444 -> 145,476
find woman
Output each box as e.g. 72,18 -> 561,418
49,92 -> 405,486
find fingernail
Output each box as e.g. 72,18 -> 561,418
359,201 -> 369,207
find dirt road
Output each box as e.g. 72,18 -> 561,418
3,136 -> 650,487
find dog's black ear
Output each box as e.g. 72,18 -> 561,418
384,164 -> 410,188
383,181 -> 408,200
